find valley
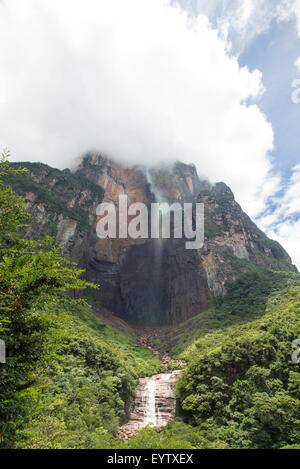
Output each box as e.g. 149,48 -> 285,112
1,154 -> 300,450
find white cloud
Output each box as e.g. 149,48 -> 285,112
279,0 -> 300,36
0,0 -> 275,219
261,165 -> 300,225
295,56 -> 300,70
268,220 -> 300,271
176,0 -> 300,52
258,165 -> 300,269
294,0 -> 300,34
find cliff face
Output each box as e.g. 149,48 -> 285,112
8,156 -> 297,325
197,182 -> 295,296
6,162 -> 104,260
74,156 -> 213,324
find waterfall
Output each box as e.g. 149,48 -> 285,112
145,168 -> 163,203
145,168 -> 165,266
144,378 -> 157,426
117,334 -> 186,439
118,370 -> 185,439
145,167 -> 172,234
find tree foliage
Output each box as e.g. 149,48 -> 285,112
0,152 -> 96,447
175,282 -> 300,449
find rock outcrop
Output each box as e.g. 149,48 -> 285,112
7,155 -> 297,325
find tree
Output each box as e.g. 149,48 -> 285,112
0,151 -> 96,447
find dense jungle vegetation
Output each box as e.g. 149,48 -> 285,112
125,274 -> 300,449
0,155 -> 299,449
0,154 -> 161,448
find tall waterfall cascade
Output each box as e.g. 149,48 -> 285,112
144,378 -> 157,426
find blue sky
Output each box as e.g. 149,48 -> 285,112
236,6 -> 300,270
240,18 -> 300,175
240,17 -> 300,269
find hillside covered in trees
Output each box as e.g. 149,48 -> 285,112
0,155 -> 299,450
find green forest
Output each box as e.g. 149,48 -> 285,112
0,155 -> 300,449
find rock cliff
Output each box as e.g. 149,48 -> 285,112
7,156 -> 297,325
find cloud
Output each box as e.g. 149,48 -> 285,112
294,0 -> 300,34
175,0 -> 300,52
295,56 -> 300,70
268,220 -> 300,271
258,165 -> 300,269
0,0 -> 276,219
278,0 -> 300,36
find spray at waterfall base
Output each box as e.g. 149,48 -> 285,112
95,195 -> 204,250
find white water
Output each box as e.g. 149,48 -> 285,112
145,168 -> 165,265
145,168 -> 163,202
144,378 -> 157,426
118,370 -> 184,438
